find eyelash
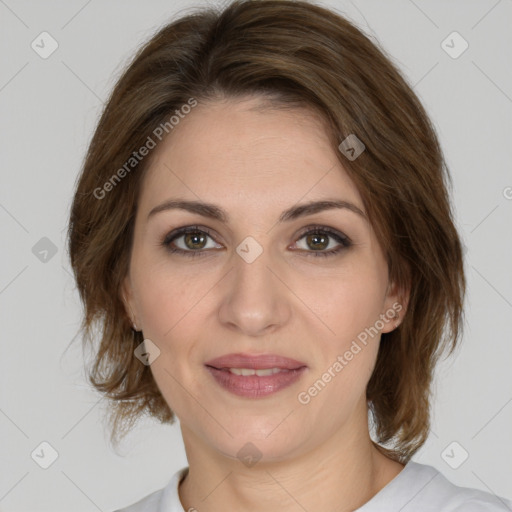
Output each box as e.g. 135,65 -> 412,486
161,224 -> 352,259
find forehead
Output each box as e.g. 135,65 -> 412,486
139,97 -> 363,213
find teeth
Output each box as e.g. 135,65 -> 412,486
228,367 -> 285,376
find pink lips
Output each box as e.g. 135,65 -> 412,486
205,353 -> 306,370
205,353 -> 307,398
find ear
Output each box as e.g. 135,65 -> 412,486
380,278 -> 410,334
120,275 -> 139,330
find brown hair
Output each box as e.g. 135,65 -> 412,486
67,0 -> 466,463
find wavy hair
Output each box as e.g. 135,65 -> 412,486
67,0 -> 466,462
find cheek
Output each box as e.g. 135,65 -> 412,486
302,322 -> 380,425
133,256 -> 211,339
134,267 -> 204,412
132,260 -> 213,392
306,261 -> 387,341
301,260 -> 386,397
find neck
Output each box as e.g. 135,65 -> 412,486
178,405 -> 404,512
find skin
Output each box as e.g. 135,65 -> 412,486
122,95 -> 409,512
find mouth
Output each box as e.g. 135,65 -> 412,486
204,353 -> 307,398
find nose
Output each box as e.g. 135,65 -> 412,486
217,241 -> 292,337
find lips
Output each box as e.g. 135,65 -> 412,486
204,353 -> 307,398
205,353 -> 306,371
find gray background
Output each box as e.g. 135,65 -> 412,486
0,0 -> 511,511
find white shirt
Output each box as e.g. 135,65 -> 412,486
113,461 -> 512,511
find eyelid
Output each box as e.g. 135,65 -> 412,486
294,224 -> 352,244
162,225 -> 220,246
163,223 -> 350,242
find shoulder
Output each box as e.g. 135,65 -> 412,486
398,462 -> 512,511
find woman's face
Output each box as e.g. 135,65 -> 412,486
123,96 -> 404,464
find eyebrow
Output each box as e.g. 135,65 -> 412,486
147,198 -> 366,223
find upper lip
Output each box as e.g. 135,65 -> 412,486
205,353 -> 307,370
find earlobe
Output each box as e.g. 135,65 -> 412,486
391,310 -> 401,331
382,279 -> 410,334
380,308 -> 401,334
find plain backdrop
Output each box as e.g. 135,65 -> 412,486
0,0 -> 511,511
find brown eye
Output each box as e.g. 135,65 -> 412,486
305,233 -> 329,251
294,227 -> 351,257
163,226 -> 222,257
182,231 -> 208,250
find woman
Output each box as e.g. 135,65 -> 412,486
67,0 -> 512,510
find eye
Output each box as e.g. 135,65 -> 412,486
162,225 -> 222,258
161,224 -> 352,258
292,225 -> 351,257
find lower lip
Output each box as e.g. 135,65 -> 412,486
205,366 -> 307,398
